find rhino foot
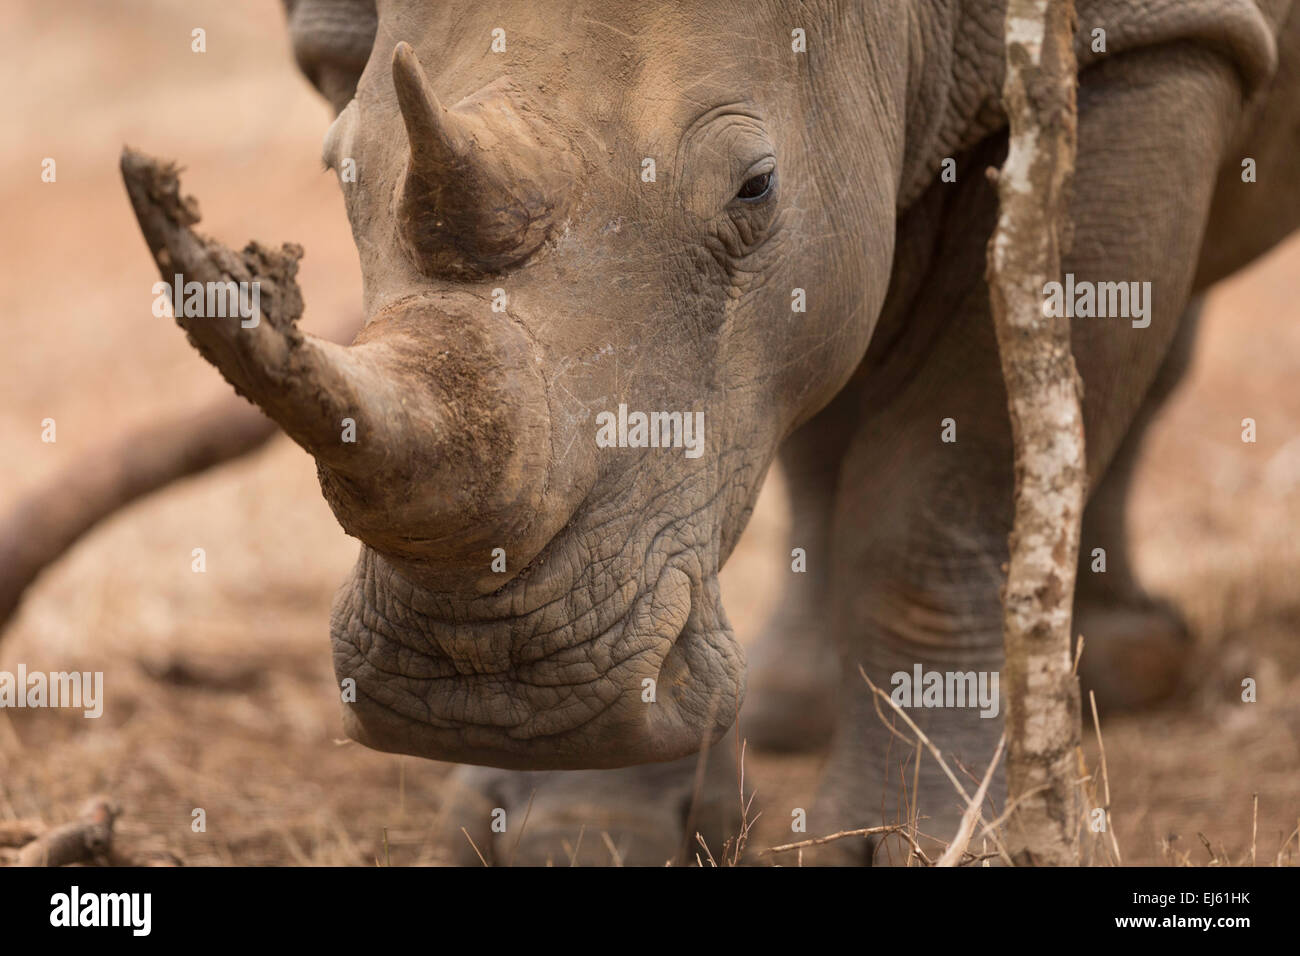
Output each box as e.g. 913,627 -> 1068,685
1075,598 -> 1190,713
435,749 -> 741,866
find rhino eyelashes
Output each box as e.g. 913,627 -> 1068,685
390,41 -> 574,278
736,169 -> 775,202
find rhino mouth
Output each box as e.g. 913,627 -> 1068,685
329,542 -> 745,770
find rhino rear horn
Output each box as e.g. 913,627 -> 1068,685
391,41 -> 573,277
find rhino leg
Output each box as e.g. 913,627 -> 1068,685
813,274 -> 1014,866
741,407 -> 853,753
435,750 -> 740,867
1074,299 -> 1205,713
808,42 -> 1248,864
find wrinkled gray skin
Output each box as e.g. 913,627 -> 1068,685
280,0 -> 1300,863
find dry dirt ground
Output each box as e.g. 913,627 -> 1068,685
1,0 -> 1297,866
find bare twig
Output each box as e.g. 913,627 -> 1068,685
909,740 -> 922,866
1273,821 -> 1298,867
937,733 -> 1007,867
460,826 -> 488,867
861,668 -> 1015,866
974,782 -> 1054,846
600,831 -> 624,867
679,691 -> 723,864
1196,832 -> 1218,864
769,824 -> 914,854
506,789 -> 536,868
1088,690 -> 1122,864
566,825 -> 586,866
1251,794 -> 1258,867
695,832 -> 717,867
717,728 -> 762,867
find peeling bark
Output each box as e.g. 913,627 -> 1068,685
986,0 -> 1085,866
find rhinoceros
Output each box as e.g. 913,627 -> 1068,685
137,0 -> 1297,864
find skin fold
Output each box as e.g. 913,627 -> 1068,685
261,0 -> 1300,864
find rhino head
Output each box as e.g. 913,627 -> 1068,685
264,0 -> 908,769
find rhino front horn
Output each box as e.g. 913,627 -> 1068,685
391,41 -> 575,278
119,147 -> 429,485
121,148 -> 553,590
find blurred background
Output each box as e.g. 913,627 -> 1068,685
1,0 -> 1297,865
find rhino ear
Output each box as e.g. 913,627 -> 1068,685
286,0 -> 378,114
391,41 -> 576,277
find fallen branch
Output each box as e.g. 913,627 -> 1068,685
0,150 -> 361,634
0,394 -> 274,631
769,824 -> 916,854
16,796 -> 119,867
0,819 -> 43,848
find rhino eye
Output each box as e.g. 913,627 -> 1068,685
736,170 -> 775,202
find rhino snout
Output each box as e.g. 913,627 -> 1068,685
329,544 -> 745,770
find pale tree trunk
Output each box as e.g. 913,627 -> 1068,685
986,0 -> 1084,866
